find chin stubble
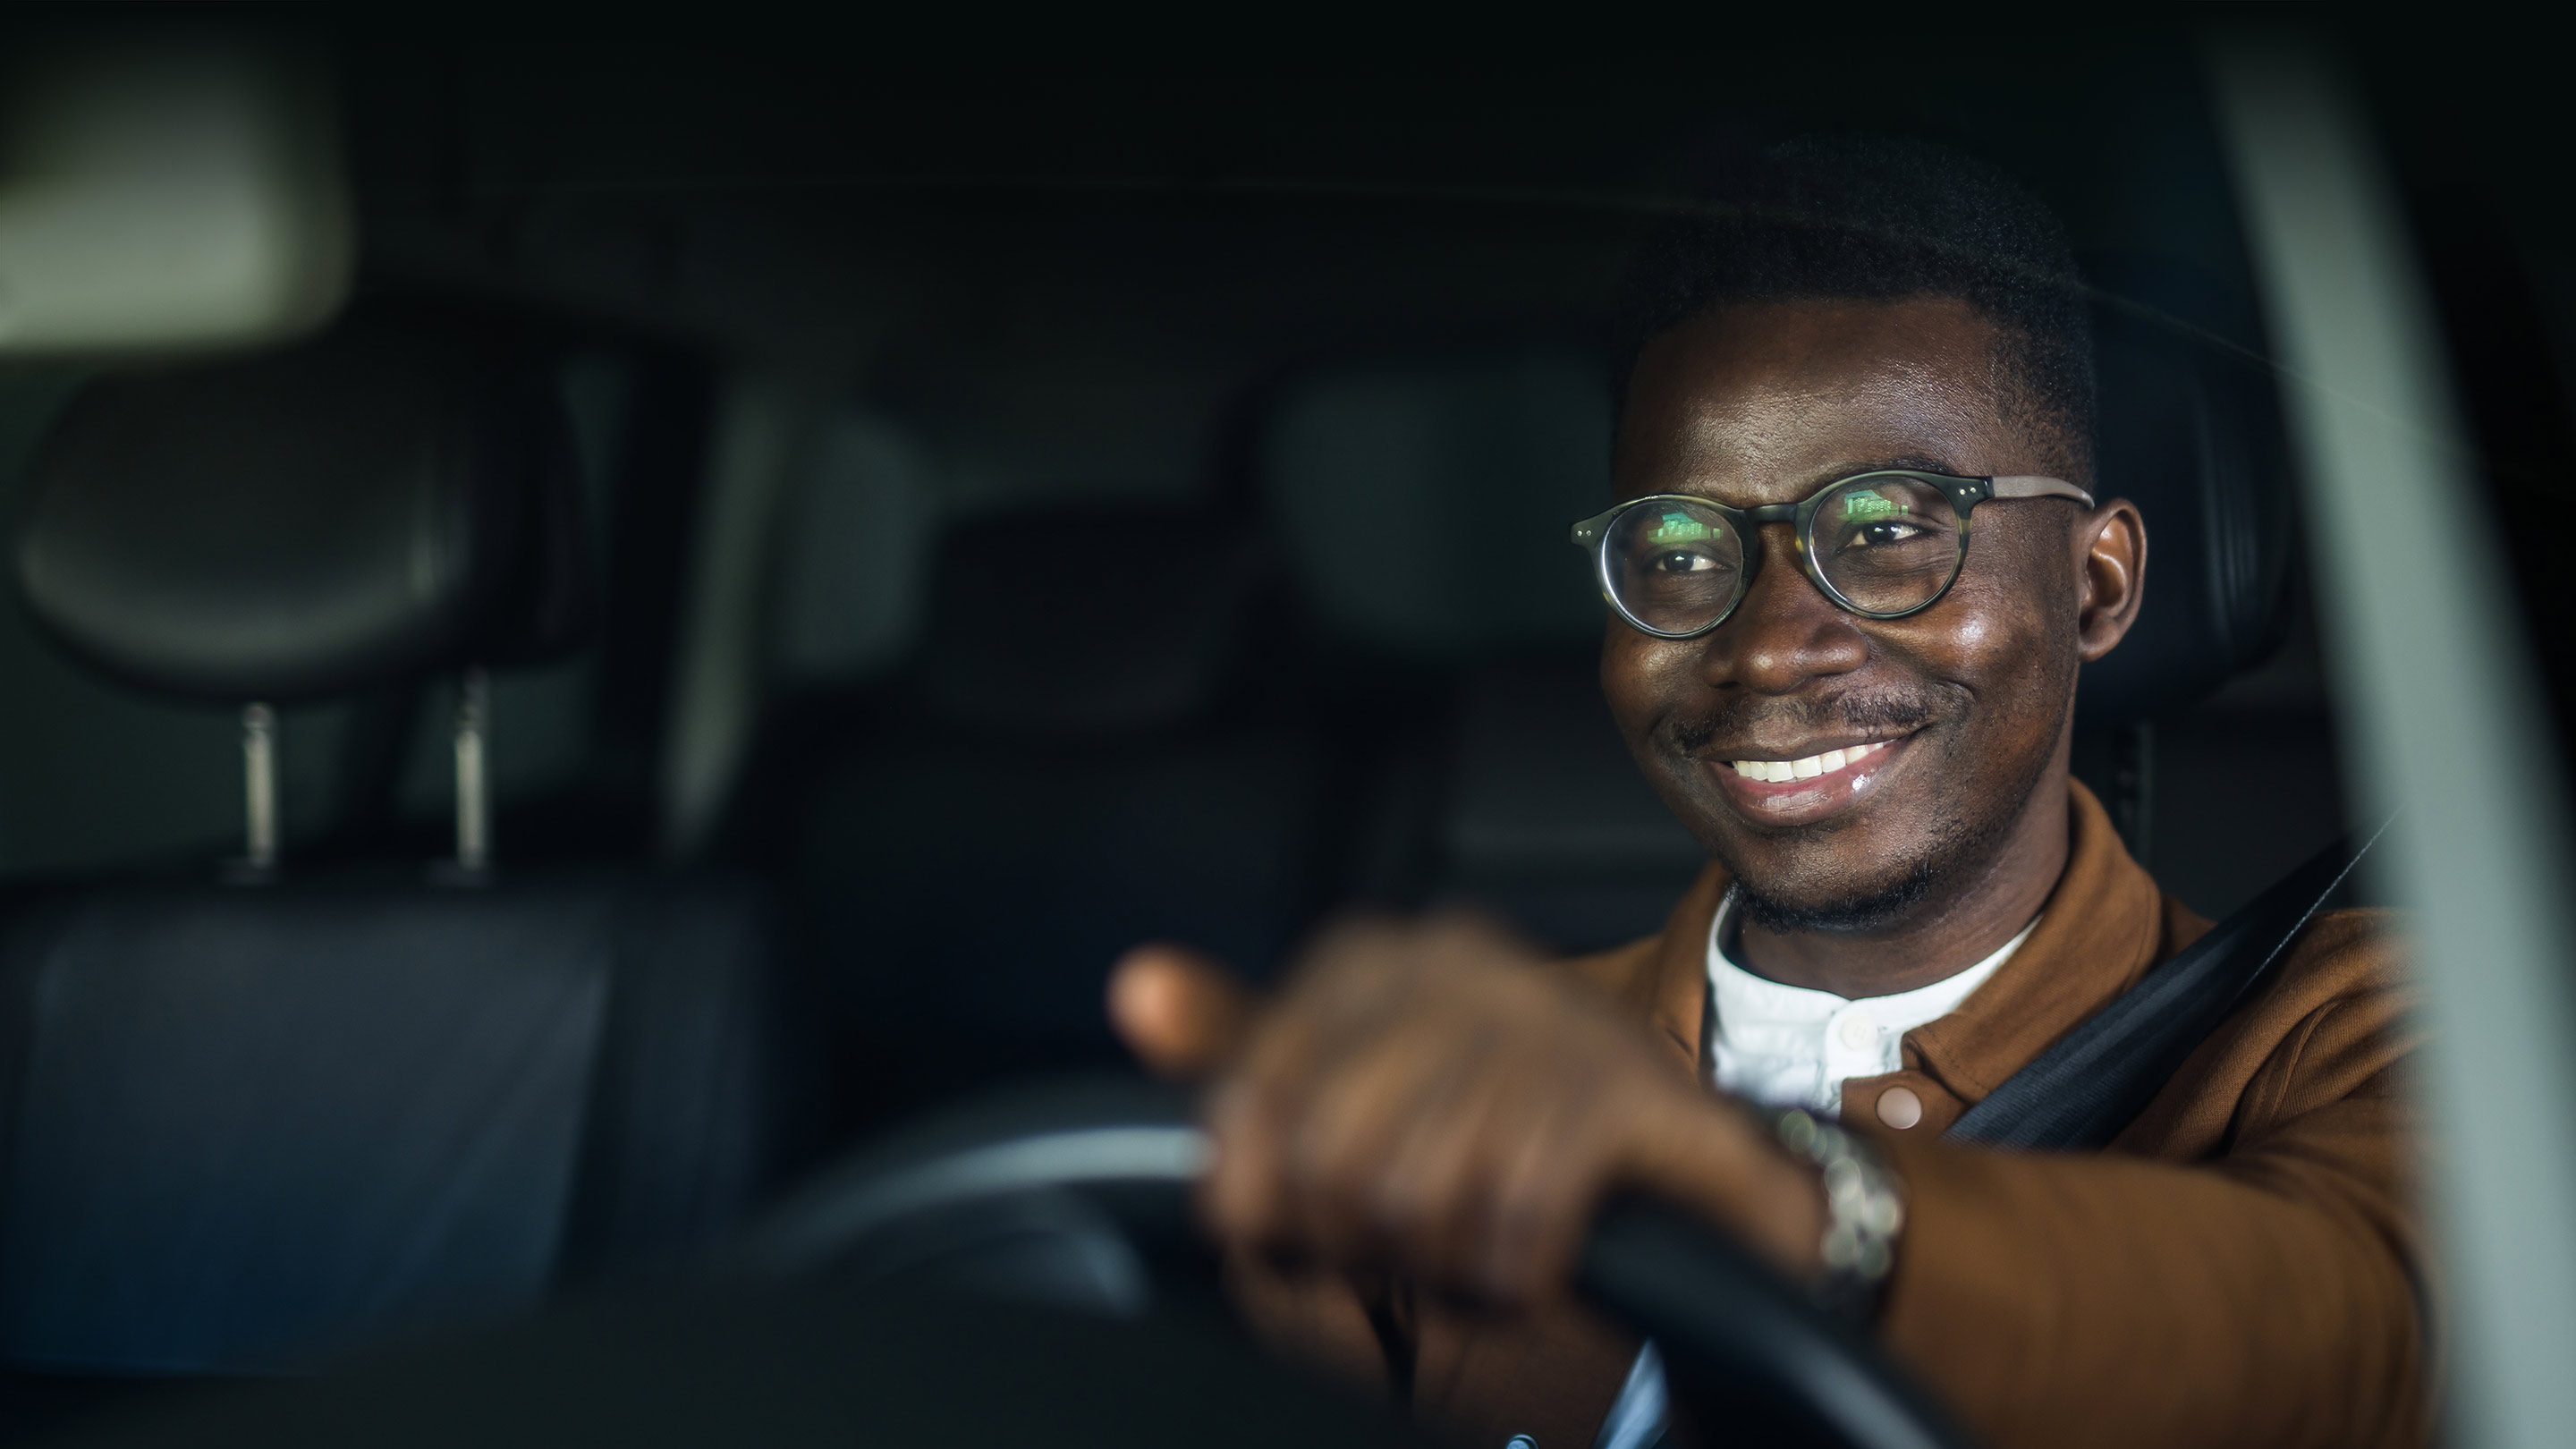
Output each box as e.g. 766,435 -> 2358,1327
1726,804 -> 1990,935
1672,682 -> 2063,937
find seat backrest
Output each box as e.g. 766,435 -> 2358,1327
2073,256 -> 2297,726
1258,347 -> 1698,948
1,884 -> 592,1371
0,873 -> 782,1374
767,499 -> 1327,1100
1262,348 -> 1609,659
0,322 -> 788,1375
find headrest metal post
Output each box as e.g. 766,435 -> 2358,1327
453,667 -> 491,877
240,702 -> 278,878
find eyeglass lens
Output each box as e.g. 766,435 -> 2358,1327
1809,475 -> 1962,615
1605,499 -> 1746,634
1603,477 -> 1963,632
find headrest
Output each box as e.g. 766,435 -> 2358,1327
914,502 -> 1262,735
2074,258 -> 2295,725
1259,349 -> 1611,657
14,321 -> 593,703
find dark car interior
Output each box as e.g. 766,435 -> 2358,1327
1,18 -> 2568,1447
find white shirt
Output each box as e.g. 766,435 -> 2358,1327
1590,894 -> 2042,1449
1704,889 -> 2039,1115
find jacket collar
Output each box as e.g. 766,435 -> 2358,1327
1625,780 -> 2189,1132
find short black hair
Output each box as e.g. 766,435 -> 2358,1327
1620,135 -> 2095,479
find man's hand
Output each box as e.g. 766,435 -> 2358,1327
1108,915 -> 1826,1305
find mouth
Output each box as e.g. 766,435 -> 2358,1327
1704,733 -> 1917,824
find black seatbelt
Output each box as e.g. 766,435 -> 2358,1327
1945,817 -> 2392,1151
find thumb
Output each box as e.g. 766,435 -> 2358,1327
1107,943 -> 1255,1080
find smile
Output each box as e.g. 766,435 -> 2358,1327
1705,733 -> 1916,824
1728,738 -> 1894,783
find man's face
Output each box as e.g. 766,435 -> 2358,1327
1603,297 -> 2096,930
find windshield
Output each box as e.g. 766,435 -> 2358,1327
0,20 -> 2569,1449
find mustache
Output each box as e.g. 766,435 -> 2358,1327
1665,688 -> 1945,755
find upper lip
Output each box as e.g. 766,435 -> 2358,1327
1699,731 -> 1911,763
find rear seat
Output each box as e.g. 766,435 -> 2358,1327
0,324 -> 795,1402
1259,348 -> 1707,952
736,500 -> 1331,1129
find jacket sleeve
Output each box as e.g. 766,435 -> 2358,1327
1871,987 -> 2429,1449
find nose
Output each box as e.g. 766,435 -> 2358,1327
1699,524 -> 1870,693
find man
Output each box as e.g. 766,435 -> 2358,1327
1109,140 -> 2423,1449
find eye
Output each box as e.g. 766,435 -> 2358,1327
1649,549 -> 1722,574
1852,520 -> 1935,547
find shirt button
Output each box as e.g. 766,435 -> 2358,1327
1877,1085 -> 1925,1130
1836,1014 -> 1878,1050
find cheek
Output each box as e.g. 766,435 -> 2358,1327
1948,603 -> 2041,675
1924,581 -> 2071,722
1947,612 -> 1995,656
1599,627 -> 1699,746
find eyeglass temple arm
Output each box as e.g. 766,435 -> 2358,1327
1989,474 -> 2096,508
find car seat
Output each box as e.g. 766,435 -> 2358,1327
733,499 -> 1330,1131
0,322 -> 795,1394
1258,348 -> 1707,950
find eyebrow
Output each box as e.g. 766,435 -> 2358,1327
1807,454 -> 1964,484
1683,454 -> 1970,504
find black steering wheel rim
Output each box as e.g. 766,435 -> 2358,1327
742,1076 -> 1974,1449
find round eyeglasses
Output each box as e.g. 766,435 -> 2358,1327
1569,470 -> 2096,639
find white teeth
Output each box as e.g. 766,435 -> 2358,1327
1730,740 -> 1891,784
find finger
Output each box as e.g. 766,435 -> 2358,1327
1477,1069 -> 1624,1302
1206,987 -> 1466,1258
1107,943 -> 1254,1080
1281,1017 -> 1498,1264
1199,1073 -> 1286,1245
1364,1038 -> 1521,1281
1198,954 -> 1381,1249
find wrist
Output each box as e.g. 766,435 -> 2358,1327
1764,1106 -> 1906,1323
1622,1095 -> 1905,1322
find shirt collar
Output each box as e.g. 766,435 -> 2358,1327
1705,892 -> 2038,1037
1631,779 -> 2195,1112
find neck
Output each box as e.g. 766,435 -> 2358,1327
1733,770 -> 2072,1000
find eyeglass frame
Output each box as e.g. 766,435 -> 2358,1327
1568,470 -> 2097,640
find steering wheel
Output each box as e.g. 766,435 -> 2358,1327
43,1077 -> 1972,1449
741,1077 -> 1973,1449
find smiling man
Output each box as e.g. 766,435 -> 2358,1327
1111,140 -> 2424,1449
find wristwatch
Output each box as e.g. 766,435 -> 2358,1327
1766,1106 -> 1907,1324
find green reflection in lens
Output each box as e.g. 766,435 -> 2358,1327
1841,490 -> 1900,519
1648,512 -> 1711,545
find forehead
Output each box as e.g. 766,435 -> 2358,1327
1614,297 -> 2026,505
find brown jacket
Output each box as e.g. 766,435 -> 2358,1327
1233,781 -> 2428,1449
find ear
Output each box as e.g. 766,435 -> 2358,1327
2072,499 -> 2147,664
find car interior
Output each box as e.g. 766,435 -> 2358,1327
0,18 -> 2568,1449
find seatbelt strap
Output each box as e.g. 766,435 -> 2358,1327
1945,816 -> 2392,1150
